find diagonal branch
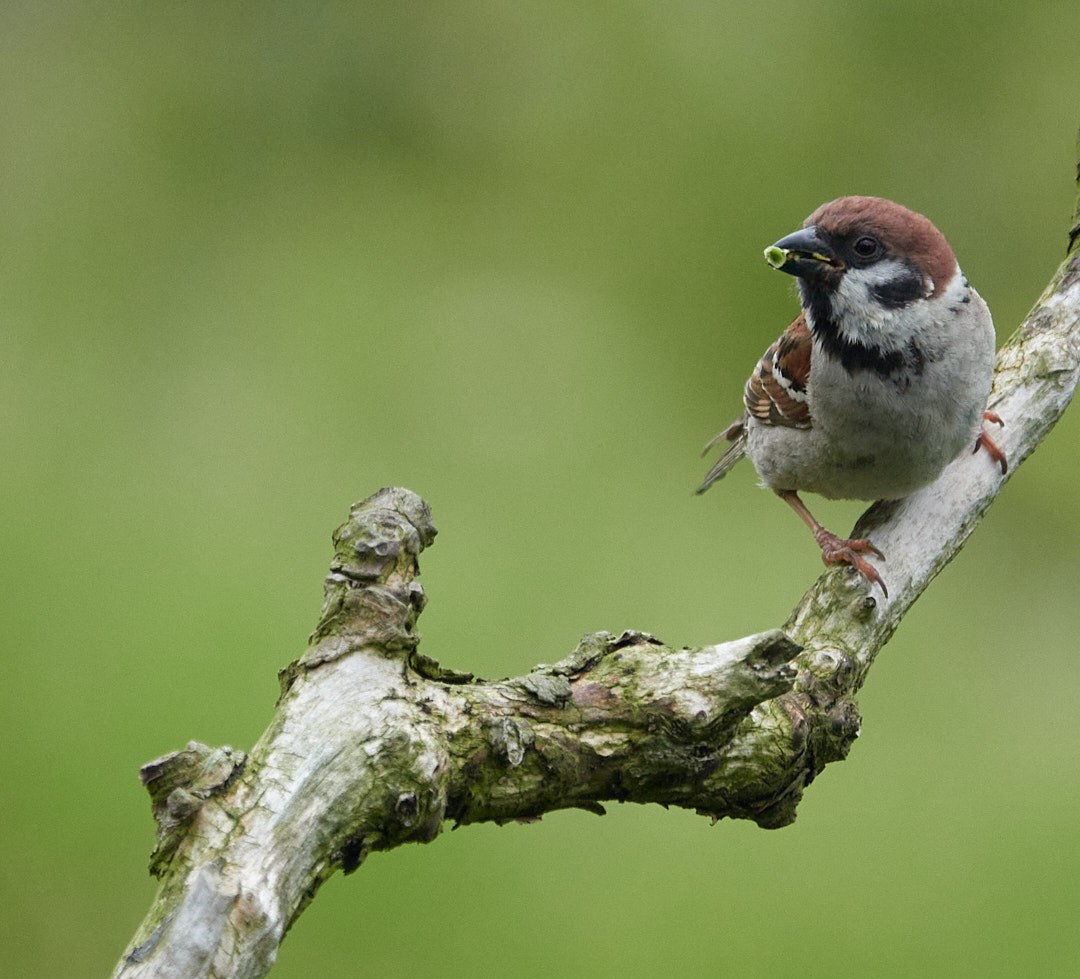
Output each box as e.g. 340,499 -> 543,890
113,169 -> 1080,978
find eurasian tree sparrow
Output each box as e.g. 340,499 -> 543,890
698,196 -> 1006,596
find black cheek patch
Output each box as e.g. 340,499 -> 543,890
868,268 -> 925,308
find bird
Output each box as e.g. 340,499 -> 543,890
697,196 -> 1007,597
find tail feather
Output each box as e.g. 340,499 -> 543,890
696,419 -> 747,494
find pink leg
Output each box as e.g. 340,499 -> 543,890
777,489 -> 888,597
974,410 -> 1007,474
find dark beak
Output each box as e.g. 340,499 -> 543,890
764,226 -> 842,278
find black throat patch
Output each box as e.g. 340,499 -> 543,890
800,284 -> 925,380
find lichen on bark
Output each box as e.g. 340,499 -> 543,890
115,154 -> 1080,977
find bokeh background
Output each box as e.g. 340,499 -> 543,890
3,2 -> 1078,976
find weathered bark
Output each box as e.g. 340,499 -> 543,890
114,157 -> 1080,978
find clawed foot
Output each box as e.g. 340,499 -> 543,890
813,528 -> 888,597
778,489 -> 890,597
974,410 -> 1008,474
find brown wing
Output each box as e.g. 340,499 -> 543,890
744,314 -> 812,428
697,316 -> 813,494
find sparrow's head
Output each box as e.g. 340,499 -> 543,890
764,197 -> 969,372
764,196 -> 958,308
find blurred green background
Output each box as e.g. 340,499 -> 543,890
3,1 -> 1078,976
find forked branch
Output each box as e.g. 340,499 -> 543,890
114,160 -> 1080,979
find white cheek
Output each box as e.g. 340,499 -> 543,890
828,259 -> 943,352
831,259 -> 917,315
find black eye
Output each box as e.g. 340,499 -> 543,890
852,235 -> 880,259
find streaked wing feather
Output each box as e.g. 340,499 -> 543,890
697,315 -> 813,494
744,314 -> 812,428
695,420 -> 747,494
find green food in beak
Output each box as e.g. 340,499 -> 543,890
763,227 -> 840,277
764,245 -> 788,269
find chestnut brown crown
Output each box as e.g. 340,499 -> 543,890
805,196 -> 957,297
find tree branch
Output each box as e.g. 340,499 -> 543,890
113,171 -> 1080,978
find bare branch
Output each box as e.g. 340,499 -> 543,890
113,177 -> 1080,978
